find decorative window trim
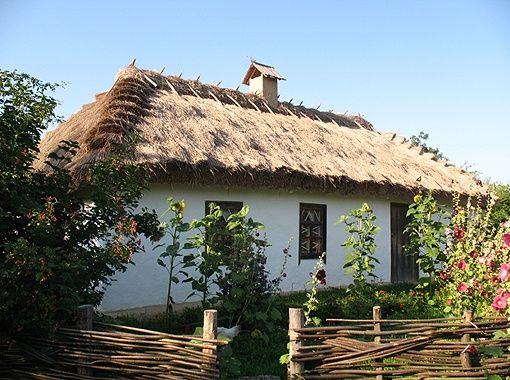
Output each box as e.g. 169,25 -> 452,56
299,203 -> 327,262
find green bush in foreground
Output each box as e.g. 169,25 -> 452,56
0,70 -> 162,337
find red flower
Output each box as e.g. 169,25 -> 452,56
502,234 -> 510,249
315,269 -> 326,285
130,219 -> 138,234
454,226 -> 465,241
457,260 -> 467,271
498,263 -> 510,282
492,294 -> 508,311
446,299 -> 453,306
439,271 -> 448,280
469,250 -> 478,258
458,282 -> 468,293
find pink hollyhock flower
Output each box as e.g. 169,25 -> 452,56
458,282 -> 468,292
457,260 -> 467,271
478,256 -> 487,265
439,271 -> 447,280
469,250 -> 478,258
502,234 -> 510,249
499,263 -> 510,282
492,294 -> 508,311
446,299 -> 453,306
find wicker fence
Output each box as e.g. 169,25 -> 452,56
288,307 -> 510,379
0,306 -> 227,379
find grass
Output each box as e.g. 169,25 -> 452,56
99,283 -> 445,379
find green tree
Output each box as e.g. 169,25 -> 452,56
491,184 -> 510,227
409,131 -> 448,161
0,70 -> 162,337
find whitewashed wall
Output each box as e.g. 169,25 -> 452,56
100,184 -> 395,312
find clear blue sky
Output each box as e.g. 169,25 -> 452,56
2,0 -> 509,183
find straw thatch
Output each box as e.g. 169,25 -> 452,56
36,65 -> 483,199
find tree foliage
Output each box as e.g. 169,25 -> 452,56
0,70 -> 162,337
409,131 -> 448,162
491,184 -> 510,227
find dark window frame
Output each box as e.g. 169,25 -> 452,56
299,203 -> 327,263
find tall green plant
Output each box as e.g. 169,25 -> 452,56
158,198 -> 191,315
303,253 -> 326,327
185,203 -> 225,307
339,203 -> 381,292
404,191 -> 450,290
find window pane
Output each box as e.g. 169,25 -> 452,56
299,203 -> 326,261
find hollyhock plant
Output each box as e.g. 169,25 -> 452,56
454,226 -> 465,241
439,192 -> 510,317
498,263 -> 510,282
502,233 -> 510,249
458,282 -> 468,293
492,294 -> 508,311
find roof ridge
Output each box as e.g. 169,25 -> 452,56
117,66 -> 374,131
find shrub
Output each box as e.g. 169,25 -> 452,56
0,70 -> 162,337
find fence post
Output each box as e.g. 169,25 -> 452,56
289,308 -> 305,379
77,304 -> 93,376
460,310 -> 473,369
203,309 -> 218,368
373,306 -> 384,380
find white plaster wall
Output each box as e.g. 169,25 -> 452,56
100,184 -> 393,312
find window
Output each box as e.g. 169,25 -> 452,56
299,203 -> 327,261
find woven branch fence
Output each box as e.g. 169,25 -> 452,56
0,306 -> 227,379
288,307 -> 510,379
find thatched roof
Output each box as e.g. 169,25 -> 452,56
36,65 -> 483,199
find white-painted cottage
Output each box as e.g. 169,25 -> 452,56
37,62 -> 482,313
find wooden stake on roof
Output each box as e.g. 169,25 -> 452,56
208,90 -> 222,105
178,72 -> 183,78
262,101 -> 274,114
195,75 -> 201,82
159,66 -> 166,74
187,83 -> 201,98
215,80 -> 222,87
316,104 -> 321,110
143,74 -> 158,88
282,106 -> 298,118
129,58 -> 136,66
328,116 -> 340,127
226,94 -> 242,108
247,98 -> 261,112
235,84 -> 240,91
164,78 -> 178,95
